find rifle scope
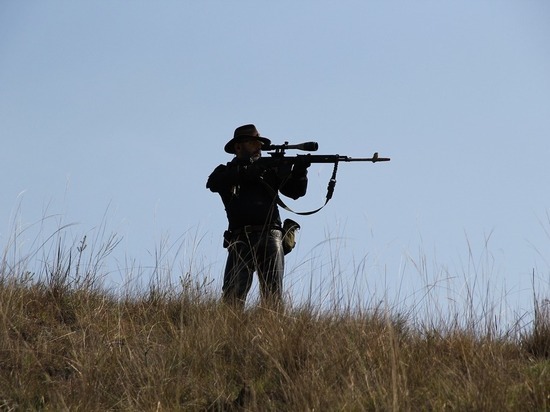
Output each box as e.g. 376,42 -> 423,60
265,141 -> 319,152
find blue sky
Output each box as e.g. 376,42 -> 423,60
2,2 -> 549,322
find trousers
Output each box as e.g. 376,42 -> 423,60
222,229 -> 284,307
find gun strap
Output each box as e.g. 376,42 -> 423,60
262,161 -> 339,216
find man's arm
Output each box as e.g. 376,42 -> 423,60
279,161 -> 309,200
207,160 -> 266,194
206,164 -> 238,194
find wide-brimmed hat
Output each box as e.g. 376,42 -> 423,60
224,124 -> 271,154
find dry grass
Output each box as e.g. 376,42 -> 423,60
0,233 -> 549,411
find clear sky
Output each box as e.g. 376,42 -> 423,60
2,1 -> 549,324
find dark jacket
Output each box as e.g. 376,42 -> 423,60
207,157 -> 308,230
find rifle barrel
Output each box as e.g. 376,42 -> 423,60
263,153 -> 391,163
300,154 -> 391,163
342,157 -> 391,162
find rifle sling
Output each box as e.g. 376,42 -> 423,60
261,161 -> 339,216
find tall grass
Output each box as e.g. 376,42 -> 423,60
0,221 -> 549,410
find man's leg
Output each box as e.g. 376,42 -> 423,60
257,229 -> 284,306
222,238 -> 255,308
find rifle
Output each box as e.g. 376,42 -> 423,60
257,141 -> 391,215
264,141 -> 391,164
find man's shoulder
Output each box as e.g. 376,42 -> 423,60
211,162 -> 230,172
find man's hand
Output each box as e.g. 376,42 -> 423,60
291,157 -> 311,176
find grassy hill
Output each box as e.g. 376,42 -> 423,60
1,238 -> 549,411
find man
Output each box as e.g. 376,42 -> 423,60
207,124 -> 309,308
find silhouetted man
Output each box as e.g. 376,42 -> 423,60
207,124 -> 309,308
